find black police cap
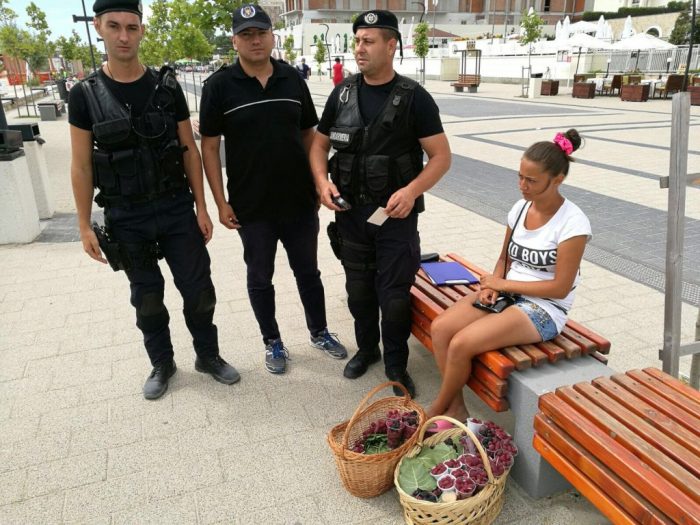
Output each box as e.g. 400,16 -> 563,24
352,10 -> 400,37
232,4 -> 272,35
93,0 -> 143,17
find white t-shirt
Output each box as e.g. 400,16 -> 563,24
506,198 -> 592,331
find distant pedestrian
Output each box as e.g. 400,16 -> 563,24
332,57 -> 344,86
296,57 -> 311,80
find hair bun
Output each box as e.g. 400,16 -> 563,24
564,129 -> 581,153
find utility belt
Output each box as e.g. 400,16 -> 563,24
92,222 -> 163,272
95,187 -> 189,209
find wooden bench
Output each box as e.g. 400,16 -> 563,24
534,368 -> 700,524
411,253 -> 611,412
451,74 -> 481,93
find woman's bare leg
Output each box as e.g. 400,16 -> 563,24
428,306 -> 542,418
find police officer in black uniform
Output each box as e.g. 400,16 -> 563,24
310,10 -> 451,397
69,0 -> 240,400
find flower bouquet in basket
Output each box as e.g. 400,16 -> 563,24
394,416 -> 516,525
327,381 -> 426,498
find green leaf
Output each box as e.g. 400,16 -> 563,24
398,457 -> 437,495
417,443 -> 456,465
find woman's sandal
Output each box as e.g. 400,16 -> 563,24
424,419 -> 457,436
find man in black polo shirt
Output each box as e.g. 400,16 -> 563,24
199,4 -> 346,375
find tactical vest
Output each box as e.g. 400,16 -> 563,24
80,66 -> 187,208
328,74 -> 424,212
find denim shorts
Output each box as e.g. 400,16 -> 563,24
513,297 -> 559,341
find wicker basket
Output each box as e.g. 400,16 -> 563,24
394,416 -> 509,525
327,381 -> 426,498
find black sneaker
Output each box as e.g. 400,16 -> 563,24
386,368 -> 416,398
143,360 -> 177,400
195,355 -> 241,385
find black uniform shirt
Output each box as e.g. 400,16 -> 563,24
198,59 -> 319,224
68,68 -> 190,130
317,74 -> 444,138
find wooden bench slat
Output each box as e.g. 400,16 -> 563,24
555,386 -> 700,504
475,351 -> 515,380
410,286 -> 442,321
413,275 -> 455,310
611,374 -> 700,437
566,319 -> 611,354
533,434 -> 641,525
560,326 -> 597,354
501,346 -> 532,370
410,308 -> 432,337
552,334 -> 583,358
416,272 -> 464,303
410,321 -> 434,352
625,370 -> 700,420
535,341 -> 565,363
539,392 -> 700,523
466,375 -> 509,411
518,344 -> 549,366
472,361 -> 508,397
590,351 -> 608,365
642,367 -> 700,405
534,415 -> 674,525
592,376 -> 700,457
573,382 -> 700,478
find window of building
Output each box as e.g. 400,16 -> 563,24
544,0 -> 550,12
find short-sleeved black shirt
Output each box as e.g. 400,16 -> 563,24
68,68 -> 190,131
198,59 -> 319,224
317,74 -> 444,138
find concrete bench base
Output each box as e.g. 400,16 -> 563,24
0,153 -> 41,244
507,357 -> 613,499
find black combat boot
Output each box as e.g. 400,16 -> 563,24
343,346 -> 381,379
143,360 -> 177,400
195,355 -> 241,385
386,368 -> 416,398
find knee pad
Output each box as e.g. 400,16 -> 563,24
347,278 -> 374,302
186,287 -> 216,315
384,296 -> 411,323
136,291 -> 169,332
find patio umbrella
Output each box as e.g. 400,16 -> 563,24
562,33 -> 614,74
555,20 -> 563,41
562,16 -> 570,39
612,32 -> 677,69
621,15 -> 635,39
595,15 -> 606,40
569,21 -> 598,34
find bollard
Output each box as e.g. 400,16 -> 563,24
0,130 -> 40,243
8,123 -> 54,219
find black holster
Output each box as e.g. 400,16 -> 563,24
92,222 -> 131,272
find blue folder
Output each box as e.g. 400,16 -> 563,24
420,262 -> 479,286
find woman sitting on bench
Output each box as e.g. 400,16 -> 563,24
427,129 -> 591,421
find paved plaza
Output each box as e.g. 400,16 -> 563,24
0,79 -> 698,523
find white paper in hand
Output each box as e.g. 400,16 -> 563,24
366,207 -> 389,226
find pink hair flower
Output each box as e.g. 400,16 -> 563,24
553,133 -> 573,155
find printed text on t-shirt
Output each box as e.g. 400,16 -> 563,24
509,241 -> 556,271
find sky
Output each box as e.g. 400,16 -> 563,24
10,0 -> 154,49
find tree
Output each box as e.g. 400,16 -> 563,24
24,2 -> 54,75
669,9 -> 700,45
520,9 -> 544,75
314,37 -> 326,75
414,22 -> 429,85
283,35 -> 296,63
0,0 -> 16,25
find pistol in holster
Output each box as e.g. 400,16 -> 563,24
92,222 -> 131,272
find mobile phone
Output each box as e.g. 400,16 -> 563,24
332,195 -> 352,210
473,295 -> 515,314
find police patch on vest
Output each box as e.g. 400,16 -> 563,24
330,130 -> 351,144
241,5 -> 256,18
364,12 -> 378,24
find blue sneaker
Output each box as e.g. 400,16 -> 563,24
265,338 -> 289,374
310,329 -> 347,359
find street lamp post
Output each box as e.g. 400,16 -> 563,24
412,2 -> 425,23
320,23 -> 332,79
666,56 -> 673,74
606,58 -> 611,77
72,0 -> 97,73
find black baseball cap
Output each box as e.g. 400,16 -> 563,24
93,0 -> 143,17
232,4 -> 272,35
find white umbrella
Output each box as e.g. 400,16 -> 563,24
612,33 -> 676,70
595,15 -> 606,39
611,32 -> 676,51
562,33 -> 613,75
569,21 -> 598,34
621,15 -> 635,39
555,20 -> 563,41
562,16 -> 570,39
